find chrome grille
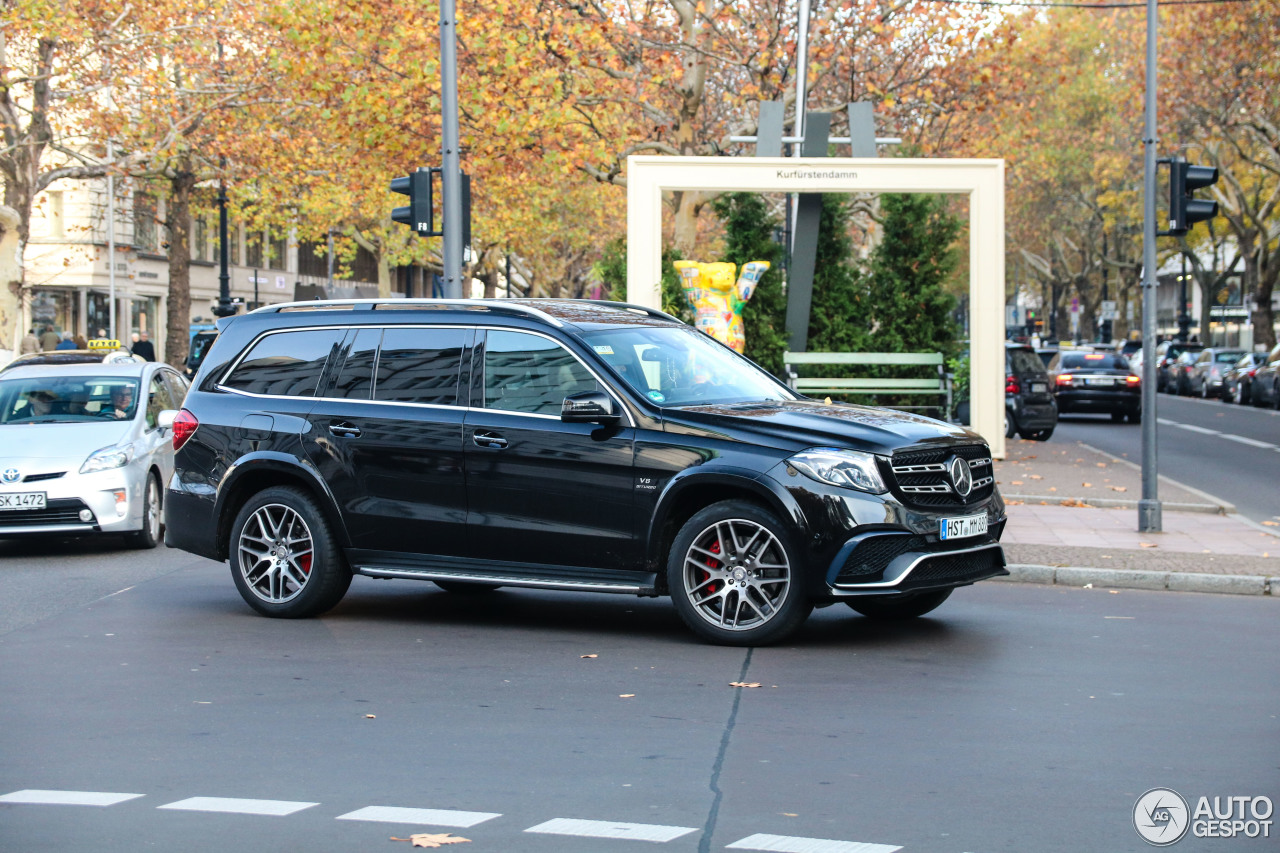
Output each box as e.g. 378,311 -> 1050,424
889,445 -> 995,507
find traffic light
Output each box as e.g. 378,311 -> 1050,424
1168,159 -> 1218,235
391,168 -> 433,236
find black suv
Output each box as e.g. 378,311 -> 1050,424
1005,342 -> 1057,441
164,299 -> 1007,646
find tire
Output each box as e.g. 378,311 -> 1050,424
667,500 -> 812,646
1128,410 -> 1142,424
1273,382 -> 1280,411
846,588 -> 953,620
1110,411 -> 1125,423
229,486 -> 351,618
1004,411 -> 1017,439
435,581 -> 501,594
125,473 -> 162,549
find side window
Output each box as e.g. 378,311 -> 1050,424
374,327 -> 466,406
484,330 -> 601,415
146,373 -> 177,429
331,328 -> 381,400
222,329 -> 345,397
162,370 -> 190,409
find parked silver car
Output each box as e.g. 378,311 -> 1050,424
0,362 -> 189,546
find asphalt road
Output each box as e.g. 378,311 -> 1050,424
1053,392 -> 1280,525
2,541 -> 1277,853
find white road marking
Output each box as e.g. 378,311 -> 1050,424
1173,422 -> 1219,435
1156,418 -> 1279,450
727,834 -> 902,853
0,789 -> 143,807
336,805 -> 500,827
157,796 -> 318,816
524,817 -> 697,842
1221,433 -> 1276,449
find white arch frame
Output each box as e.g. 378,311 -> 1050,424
625,155 -> 1006,458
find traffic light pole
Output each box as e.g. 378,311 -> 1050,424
1139,0 -> 1161,532
440,0 -> 463,299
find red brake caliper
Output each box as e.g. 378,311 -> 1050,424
297,553 -> 312,575
702,540 -> 720,593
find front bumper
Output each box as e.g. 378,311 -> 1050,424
824,526 -> 1007,595
0,467 -> 146,537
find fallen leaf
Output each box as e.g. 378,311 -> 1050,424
1110,486 -> 1127,492
581,654 -> 598,659
1109,590 -> 1119,594
1139,542 -> 1157,548
823,397 -> 832,405
782,813 -> 798,817
365,714 -> 376,719
1060,499 -> 1089,507
729,682 -> 762,688
1082,482 -> 1092,488
619,694 -> 635,698
1005,500 -> 1024,505
391,833 -> 471,848
1048,487 -> 1058,492
1029,474 -> 1043,480
1096,462 -> 1107,467
1263,521 -> 1279,527
1010,480 -> 1024,486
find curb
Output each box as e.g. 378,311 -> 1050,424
1002,494 -> 1226,514
997,564 -> 1276,596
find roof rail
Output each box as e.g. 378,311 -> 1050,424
557,299 -> 683,324
248,298 -> 564,327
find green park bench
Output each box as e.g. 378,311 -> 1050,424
783,351 -> 953,416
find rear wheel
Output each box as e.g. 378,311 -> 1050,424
229,486 -> 351,618
846,588 -> 953,620
668,500 -> 812,646
1004,411 -> 1017,439
1110,411 -> 1125,423
1127,410 -> 1142,424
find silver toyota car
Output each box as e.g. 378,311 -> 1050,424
0,361 -> 189,547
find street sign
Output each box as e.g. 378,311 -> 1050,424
1100,300 -> 1118,320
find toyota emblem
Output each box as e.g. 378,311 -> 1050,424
1,468 -> 19,484
948,456 -> 973,498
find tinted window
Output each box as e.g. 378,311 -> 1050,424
1214,351 -> 1244,363
223,329 -> 344,397
146,373 -> 178,428
484,330 -> 601,414
374,327 -> 465,406
1061,353 -> 1129,370
331,328 -> 380,400
1008,348 -> 1046,376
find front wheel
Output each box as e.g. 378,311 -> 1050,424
125,473 -> 161,549
668,501 -> 812,646
846,588 -> 953,620
229,486 -> 351,618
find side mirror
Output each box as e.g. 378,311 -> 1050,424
561,391 -> 620,425
157,409 -> 178,430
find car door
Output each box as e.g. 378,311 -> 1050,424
302,325 -> 471,557
463,328 -> 638,570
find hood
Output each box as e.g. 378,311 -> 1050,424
661,399 -> 982,455
0,421 -> 137,467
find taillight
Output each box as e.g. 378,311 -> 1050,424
1126,375 -> 1140,385
1056,374 -> 1074,386
172,408 -> 199,451
1005,375 -> 1021,394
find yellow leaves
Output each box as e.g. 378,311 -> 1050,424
390,833 -> 471,848
729,682 -> 761,688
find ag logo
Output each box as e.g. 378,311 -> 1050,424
1134,788 -> 1190,846
948,456 -> 972,499
1,468 -> 19,484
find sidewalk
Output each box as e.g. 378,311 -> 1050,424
993,438 -> 1279,595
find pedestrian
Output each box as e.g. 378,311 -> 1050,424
73,332 -> 87,349
96,328 -> 107,338
20,328 -> 39,354
131,330 -> 156,362
39,324 -> 60,351
55,331 -> 77,350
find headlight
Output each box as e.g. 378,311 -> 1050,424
788,448 -> 886,494
80,443 -> 135,474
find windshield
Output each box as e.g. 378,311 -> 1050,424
1215,351 -> 1245,363
0,376 -> 140,424
1062,353 -> 1129,370
581,325 -> 794,407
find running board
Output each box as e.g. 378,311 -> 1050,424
348,550 -> 660,596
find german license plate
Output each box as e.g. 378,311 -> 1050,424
1031,382 -> 1047,393
1085,376 -> 1114,385
0,492 -> 47,511
940,513 -> 987,540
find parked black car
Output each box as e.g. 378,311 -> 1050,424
1047,350 -> 1141,422
1249,342 -> 1280,409
1005,343 -> 1057,441
1171,350 -> 1203,396
1154,341 -> 1205,392
1186,348 -> 1245,398
162,299 -> 1008,646
1222,351 -> 1267,404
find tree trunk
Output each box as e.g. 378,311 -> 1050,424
165,168 -> 197,370
0,205 -> 23,358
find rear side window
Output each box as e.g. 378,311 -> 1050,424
222,329 -> 344,397
374,327 -> 466,406
330,328 -> 381,400
1007,349 -> 1046,376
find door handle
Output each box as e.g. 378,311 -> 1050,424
472,430 -> 508,449
329,423 -> 361,438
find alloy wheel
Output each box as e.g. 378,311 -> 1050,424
237,503 -> 314,604
681,518 -> 791,632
